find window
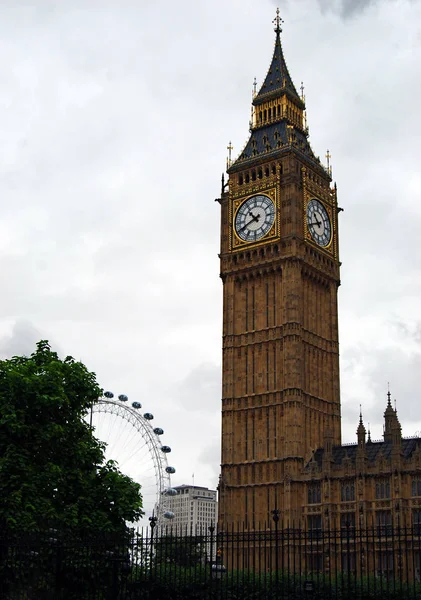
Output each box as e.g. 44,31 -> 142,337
306,552 -> 323,572
412,479 -> 421,497
377,552 -> 394,577
375,479 -> 390,499
340,513 -> 356,538
308,484 -> 321,504
341,483 -> 355,502
376,510 -> 392,536
341,552 -> 356,573
413,510 -> 421,536
307,515 -> 322,539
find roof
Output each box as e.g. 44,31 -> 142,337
305,437 -> 421,471
253,29 -> 303,108
228,23 -> 325,174
230,121 -> 319,172
173,484 -> 215,492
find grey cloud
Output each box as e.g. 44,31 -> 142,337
198,438 -> 221,483
1,1 -> 420,495
173,363 -> 221,413
0,320 -> 50,359
341,339 -> 421,439
316,0 -> 378,18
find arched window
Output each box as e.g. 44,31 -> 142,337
308,485 -> 321,504
376,479 -> 391,499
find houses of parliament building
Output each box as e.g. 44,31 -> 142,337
217,11 -> 421,541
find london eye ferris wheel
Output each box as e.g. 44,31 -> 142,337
89,391 -> 177,525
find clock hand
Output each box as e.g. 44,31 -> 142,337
239,211 -> 260,233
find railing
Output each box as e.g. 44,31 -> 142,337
1,524 -> 421,599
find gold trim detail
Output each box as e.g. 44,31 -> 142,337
230,188 -> 278,252
305,198 -> 333,250
302,169 -> 335,256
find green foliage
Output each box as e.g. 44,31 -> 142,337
154,534 -> 206,567
0,340 -> 143,534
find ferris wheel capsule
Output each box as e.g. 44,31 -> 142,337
144,412 -> 154,420
89,394 -> 174,524
163,511 -> 175,519
164,488 -> 178,496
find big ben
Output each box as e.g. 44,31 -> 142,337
218,11 -> 342,527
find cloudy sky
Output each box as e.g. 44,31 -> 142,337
1,0 -> 420,517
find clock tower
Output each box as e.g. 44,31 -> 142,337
218,12 -> 342,526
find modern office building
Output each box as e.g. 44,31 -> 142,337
160,484 -> 217,533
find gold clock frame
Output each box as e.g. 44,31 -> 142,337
230,188 -> 278,252
304,197 -> 333,250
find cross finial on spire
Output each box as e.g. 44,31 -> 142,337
325,149 -> 332,178
253,77 -> 257,97
300,81 -> 305,100
226,141 -> 233,169
273,8 -> 283,34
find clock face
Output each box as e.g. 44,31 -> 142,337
306,199 -> 331,247
234,194 -> 275,242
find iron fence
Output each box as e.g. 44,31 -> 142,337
1,523 -> 421,599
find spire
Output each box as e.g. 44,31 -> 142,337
384,386 -> 401,443
228,10 -> 321,173
384,387 -> 395,419
357,405 -> 366,450
253,10 -> 303,108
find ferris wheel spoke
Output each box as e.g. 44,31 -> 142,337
89,395 -> 174,525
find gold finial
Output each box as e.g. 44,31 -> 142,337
226,141 -> 233,169
253,77 -> 257,98
326,149 -> 332,177
273,8 -> 283,34
300,81 -> 305,101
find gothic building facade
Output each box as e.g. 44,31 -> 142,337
217,13 -> 421,545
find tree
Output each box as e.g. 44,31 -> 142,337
0,340 -> 143,534
154,535 -> 205,568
